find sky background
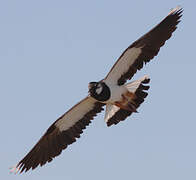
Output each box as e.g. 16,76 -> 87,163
1,0 -> 195,180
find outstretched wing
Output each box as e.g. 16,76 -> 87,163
14,96 -> 104,173
104,7 -> 182,85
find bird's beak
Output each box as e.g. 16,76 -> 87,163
88,82 -> 96,93
88,83 -> 92,93
88,82 -> 95,89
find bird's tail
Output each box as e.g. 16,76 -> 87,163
104,76 -> 150,124
122,75 -> 150,111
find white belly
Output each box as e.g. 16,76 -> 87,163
102,83 -> 127,104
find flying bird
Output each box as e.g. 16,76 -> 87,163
11,7 -> 182,173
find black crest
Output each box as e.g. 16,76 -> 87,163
88,82 -> 111,102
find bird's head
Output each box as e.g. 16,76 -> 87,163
88,81 -> 110,102
88,82 -> 103,95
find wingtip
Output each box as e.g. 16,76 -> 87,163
9,164 -> 20,174
168,6 -> 183,15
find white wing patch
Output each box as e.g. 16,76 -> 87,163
104,104 -> 120,123
105,47 -> 142,84
55,97 -> 97,131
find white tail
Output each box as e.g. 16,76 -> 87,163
125,75 -> 149,93
104,75 -> 150,124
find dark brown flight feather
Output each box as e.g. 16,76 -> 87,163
16,99 -> 104,173
105,8 -> 183,85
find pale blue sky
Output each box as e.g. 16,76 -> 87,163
1,0 -> 196,180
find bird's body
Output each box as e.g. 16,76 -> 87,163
104,81 -> 127,103
89,76 -> 149,117
89,80 -> 126,103
10,7 -> 183,174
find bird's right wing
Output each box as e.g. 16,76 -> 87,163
12,96 -> 104,173
104,7 -> 182,85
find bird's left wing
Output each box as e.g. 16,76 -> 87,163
12,96 -> 104,173
104,7 -> 182,85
